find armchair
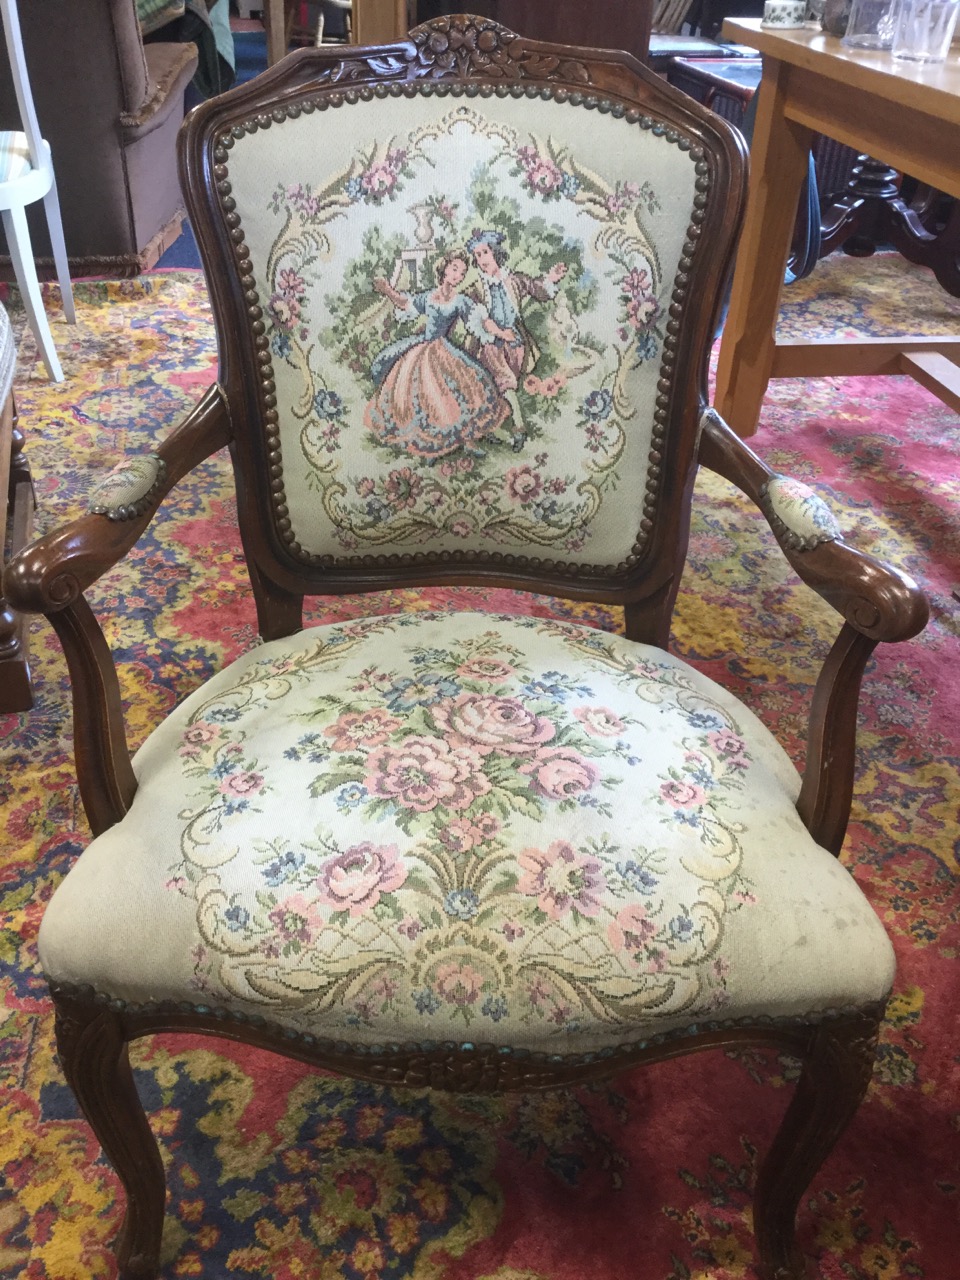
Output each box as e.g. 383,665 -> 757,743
0,0 -> 198,277
4,15 -> 929,1279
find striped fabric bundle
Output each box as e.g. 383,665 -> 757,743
0,130 -> 31,184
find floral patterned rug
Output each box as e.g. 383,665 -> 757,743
1,255 -> 958,1279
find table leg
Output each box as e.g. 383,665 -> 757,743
264,0 -> 288,66
714,56 -> 815,437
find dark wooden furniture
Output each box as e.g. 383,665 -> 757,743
4,15 -> 929,1279
0,305 -> 32,712
415,1 -> 653,61
670,56 -> 960,298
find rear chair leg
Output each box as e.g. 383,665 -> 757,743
753,1012 -> 882,1280
52,988 -> 166,1279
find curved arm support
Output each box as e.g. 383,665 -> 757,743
50,595 -> 137,836
797,623 -> 878,854
698,408 -> 929,643
3,385 -> 231,616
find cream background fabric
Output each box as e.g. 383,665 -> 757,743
40,612 -> 895,1052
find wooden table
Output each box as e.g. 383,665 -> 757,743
715,18 -> 960,437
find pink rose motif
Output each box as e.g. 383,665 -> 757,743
438,813 -> 501,854
573,706 -> 625,738
219,771 -> 264,797
623,266 -> 652,297
277,267 -> 305,300
315,842 -> 406,916
660,779 -> 706,809
431,693 -> 554,755
520,747 -> 599,799
384,468 -> 423,509
626,295 -> 659,328
356,477 -> 376,497
707,729 -> 750,768
518,840 -> 604,918
524,374 -> 544,394
526,160 -> 563,195
269,893 -> 322,942
269,295 -> 300,329
505,466 -> 543,502
456,657 -> 515,683
324,708 -> 403,752
398,916 -> 422,940
365,736 -> 489,812
502,921 -> 525,942
434,961 -> 485,1006
183,722 -> 220,746
362,164 -> 397,197
448,515 -> 476,538
608,904 -> 657,959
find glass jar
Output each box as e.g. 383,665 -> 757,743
842,0 -> 900,46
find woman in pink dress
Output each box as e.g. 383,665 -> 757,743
364,250 -> 512,460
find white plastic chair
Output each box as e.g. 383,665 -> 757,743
0,0 -> 76,382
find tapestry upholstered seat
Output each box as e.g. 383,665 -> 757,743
4,15 -> 928,1280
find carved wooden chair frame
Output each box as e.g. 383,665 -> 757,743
5,16 -> 928,1280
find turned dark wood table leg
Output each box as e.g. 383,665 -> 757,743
0,393 -> 35,712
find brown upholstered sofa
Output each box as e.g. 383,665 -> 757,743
0,0 -> 198,277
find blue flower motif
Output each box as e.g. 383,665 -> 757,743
224,904 -> 250,931
582,388 -> 613,421
444,888 -> 480,920
618,861 -> 659,893
674,810 -> 702,828
669,914 -> 695,942
386,673 -> 460,711
345,176 -> 363,200
560,172 -> 581,198
522,671 -> 593,702
336,783 -> 367,811
364,497 -> 393,523
284,733 -> 328,764
410,647 -> 452,668
313,389 -> 344,420
482,994 -> 509,1022
206,705 -> 243,723
636,332 -> 659,362
221,797 -> 250,817
413,988 -> 441,1015
689,766 -> 714,789
685,710 -> 725,731
271,333 -> 292,359
263,849 -> 306,886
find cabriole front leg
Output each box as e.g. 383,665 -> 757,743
52,989 -> 166,1279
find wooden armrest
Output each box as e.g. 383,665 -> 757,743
4,387 -> 230,616
2,387 -> 230,837
698,407 -> 929,644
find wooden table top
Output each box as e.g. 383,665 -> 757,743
723,18 -> 960,125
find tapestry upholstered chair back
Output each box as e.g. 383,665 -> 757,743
3,16 -> 929,1280
181,16 -> 745,638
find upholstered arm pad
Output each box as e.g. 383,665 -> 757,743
698,408 -> 928,644
3,386 -> 230,616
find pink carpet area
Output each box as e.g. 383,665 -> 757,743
0,252 -> 958,1279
